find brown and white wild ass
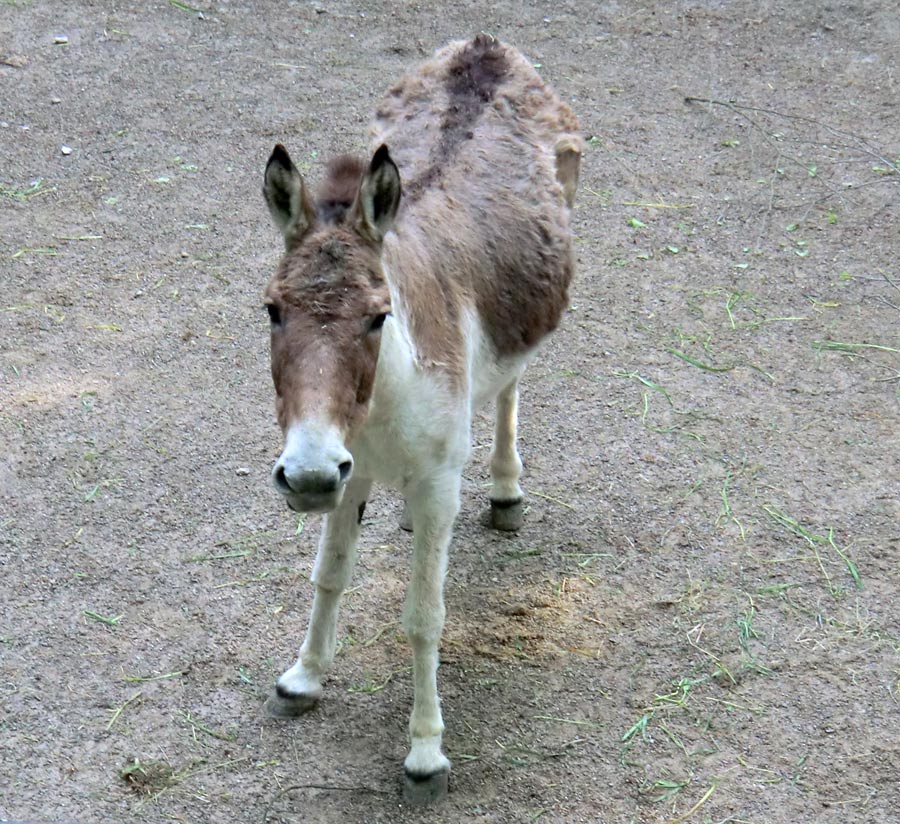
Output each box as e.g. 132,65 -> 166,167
261,35 -> 581,802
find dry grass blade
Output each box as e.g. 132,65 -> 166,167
667,347 -> 735,373
124,670 -> 184,683
527,488 -> 576,510
107,691 -> 143,730
664,783 -> 716,824
179,709 -> 236,742
533,714 -> 602,728
84,609 -> 123,626
762,505 -> 862,593
812,340 -> 900,354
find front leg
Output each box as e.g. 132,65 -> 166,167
401,471 -> 460,803
267,477 -> 371,716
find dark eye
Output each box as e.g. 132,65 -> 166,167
368,312 -> 388,333
265,303 -> 281,325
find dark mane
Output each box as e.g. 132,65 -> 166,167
316,155 -> 366,224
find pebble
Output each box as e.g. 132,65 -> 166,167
236,467 -> 251,477
61,145 -> 72,155
51,97 -> 62,104
54,35 -> 69,45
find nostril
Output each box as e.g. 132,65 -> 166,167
338,460 -> 353,483
274,464 -> 292,493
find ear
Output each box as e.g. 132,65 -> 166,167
263,144 -> 316,247
354,144 -> 401,243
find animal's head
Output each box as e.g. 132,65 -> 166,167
263,143 -> 401,512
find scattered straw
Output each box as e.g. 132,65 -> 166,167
107,691 -> 142,730
527,489 -> 576,510
665,783 -> 716,824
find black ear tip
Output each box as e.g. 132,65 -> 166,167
268,143 -> 293,170
371,143 -> 394,168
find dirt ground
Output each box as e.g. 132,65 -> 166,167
2,1 -> 899,822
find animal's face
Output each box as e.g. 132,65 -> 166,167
263,145 -> 400,513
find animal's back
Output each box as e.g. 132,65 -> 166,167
372,36 -> 581,363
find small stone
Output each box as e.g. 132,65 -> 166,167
54,35 -> 69,45
61,145 -> 72,155
51,97 -> 62,104
235,467 -> 251,477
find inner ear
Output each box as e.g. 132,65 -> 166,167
263,144 -> 316,247
354,145 -> 401,242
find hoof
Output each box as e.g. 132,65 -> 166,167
399,501 -> 413,532
490,498 -> 524,531
265,685 -> 320,717
403,767 -> 449,805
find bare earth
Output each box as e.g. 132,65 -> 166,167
2,2 -> 899,822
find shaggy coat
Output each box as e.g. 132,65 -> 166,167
261,35 -> 581,802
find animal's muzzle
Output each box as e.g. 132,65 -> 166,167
272,422 -> 353,513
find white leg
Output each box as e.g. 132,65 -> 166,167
268,477 -> 371,716
401,471 -> 460,802
489,378 -> 524,531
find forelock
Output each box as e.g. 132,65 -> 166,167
272,227 -> 387,313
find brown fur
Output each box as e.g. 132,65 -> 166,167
372,35 -> 581,379
405,35 -> 509,201
315,155 -> 366,224
267,226 -> 390,434
266,36 -> 580,433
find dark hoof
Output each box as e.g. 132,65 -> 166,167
265,686 -> 320,717
490,499 -> 524,531
399,501 -> 413,532
403,768 -> 449,805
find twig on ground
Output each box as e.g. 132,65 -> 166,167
685,97 -> 900,177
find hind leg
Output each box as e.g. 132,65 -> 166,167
489,377 -> 524,531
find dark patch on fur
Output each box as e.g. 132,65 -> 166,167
445,34 -> 508,120
406,35 -> 508,200
316,155 -> 366,224
357,501 -> 367,524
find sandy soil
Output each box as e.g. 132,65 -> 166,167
2,1 -> 899,822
